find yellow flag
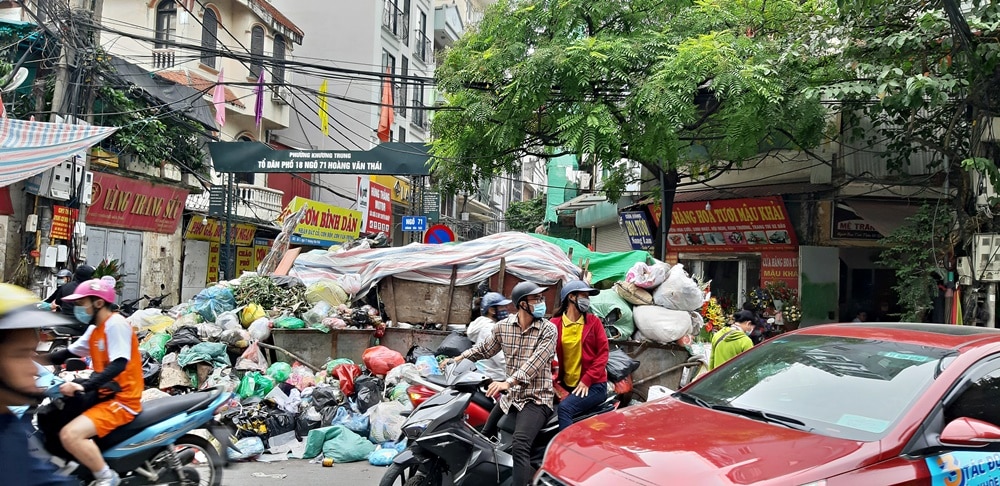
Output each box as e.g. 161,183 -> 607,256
318,80 -> 329,136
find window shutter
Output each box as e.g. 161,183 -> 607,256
201,9 -> 218,68
272,35 -> 286,85
250,26 -> 265,78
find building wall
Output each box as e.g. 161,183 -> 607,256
140,225 -> 184,307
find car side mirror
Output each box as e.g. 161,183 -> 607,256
940,417 -> 1000,447
64,358 -> 87,372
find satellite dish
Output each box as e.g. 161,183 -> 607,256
2,68 -> 28,93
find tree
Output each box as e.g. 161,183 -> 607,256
505,196 -> 546,232
431,0 -> 833,258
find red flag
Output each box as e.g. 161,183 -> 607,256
377,68 -> 393,142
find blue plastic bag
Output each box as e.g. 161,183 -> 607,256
190,286 -> 236,323
332,404 -> 370,436
368,445 -> 399,466
414,355 -> 441,376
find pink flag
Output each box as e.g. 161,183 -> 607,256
0,90 -> 6,119
254,70 -> 265,128
212,69 -> 226,128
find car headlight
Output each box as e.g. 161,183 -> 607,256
403,419 -> 433,440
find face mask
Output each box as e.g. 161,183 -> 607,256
531,302 -> 546,318
576,297 -> 591,314
495,309 -> 509,320
73,305 -> 91,324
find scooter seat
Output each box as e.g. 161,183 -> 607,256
95,389 -> 221,449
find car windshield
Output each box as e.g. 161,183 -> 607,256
684,334 -> 950,441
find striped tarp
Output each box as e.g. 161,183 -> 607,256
290,231 -> 583,295
0,118 -> 117,187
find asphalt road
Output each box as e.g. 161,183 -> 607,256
222,458 -> 388,485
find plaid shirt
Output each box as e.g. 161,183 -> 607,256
461,314 -> 556,412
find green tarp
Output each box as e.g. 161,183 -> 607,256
529,234 -> 652,284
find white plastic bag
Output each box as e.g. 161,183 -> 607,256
632,305 -> 694,344
625,262 -> 669,289
367,400 -> 408,443
386,363 -> 417,387
653,264 -> 704,311
647,385 -> 674,401
338,274 -> 363,298
216,311 -> 242,331
248,317 -> 272,341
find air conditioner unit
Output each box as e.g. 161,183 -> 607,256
975,170 -> 999,207
271,86 -> 290,105
972,233 -> 1000,281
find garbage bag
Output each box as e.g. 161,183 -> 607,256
236,341 -> 268,371
140,350 -> 161,387
274,316 -> 306,330
202,367 -> 237,392
329,404 -> 370,435
267,362 -> 292,382
305,279 -> 349,307
190,286 -> 237,323
322,425 -> 375,463
136,311 -> 174,334
386,363 -> 417,388
436,331 -> 474,357
241,303 -> 266,327
354,376 -> 383,414
625,261 -> 669,289
165,326 -> 201,350
633,305 -> 694,344
227,436 -> 264,461
325,358 -> 355,373
295,409 -> 323,441
362,346 -> 404,376
219,328 -> 252,349
405,345 -> 435,364
236,371 -> 276,399
248,318 -> 271,341
369,445 -> 399,466
653,264 -> 705,311
139,333 -> 171,362
311,385 -> 340,409
368,401 -> 408,443
606,349 -> 640,383
303,301 -> 333,326
195,322 -> 224,341
590,290 -> 635,341
338,274 -> 363,298
414,355 -> 442,376
168,313 -> 202,334
320,404 -> 340,427
177,342 -> 231,368
389,382 -> 409,402
614,281 -> 654,306
215,311 -> 241,332
159,352 -> 192,389
333,363 -> 362,396
288,364 -> 316,390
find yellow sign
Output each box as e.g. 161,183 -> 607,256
371,175 -> 411,206
207,242 -> 220,285
235,247 -> 255,276
185,219 -> 256,246
279,196 -> 362,245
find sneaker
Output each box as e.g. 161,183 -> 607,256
91,470 -> 121,486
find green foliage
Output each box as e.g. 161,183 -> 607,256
92,259 -> 126,294
505,196 -> 546,232
431,0 -> 832,204
877,205 -> 952,321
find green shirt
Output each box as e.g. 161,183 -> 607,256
709,326 -> 754,370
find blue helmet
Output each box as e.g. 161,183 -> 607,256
559,280 -> 599,303
480,292 -> 512,315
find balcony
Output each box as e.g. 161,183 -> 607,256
413,31 -> 432,64
152,48 -> 176,69
394,84 -> 407,117
382,3 -> 410,44
434,5 -> 464,49
234,184 -> 284,223
410,101 -> 428,130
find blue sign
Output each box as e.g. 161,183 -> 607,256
927,451 -> 1000,486
620,211 -> 654,251
402,216 -> 428,232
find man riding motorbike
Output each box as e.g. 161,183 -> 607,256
466,291 -> 512,381
44,264 -> 95,318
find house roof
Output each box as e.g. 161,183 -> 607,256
156,70 -> 246,109
252,0 -> 304,42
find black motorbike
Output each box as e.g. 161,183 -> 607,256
380,365 -> 618,486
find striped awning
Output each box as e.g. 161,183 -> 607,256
0,118 -> 117,187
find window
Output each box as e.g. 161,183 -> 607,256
155,0 -> 177,49
200,8 -> 218,68
398,127 -> 406,143
250,25 -> 265,78
272,34 -> 286,86
414,10 -> 429,63
401,0 -> 410,45
411,79 -> 426,128
945,366 -> 1000,426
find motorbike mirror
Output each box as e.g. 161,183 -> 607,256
64,358 -> 87,372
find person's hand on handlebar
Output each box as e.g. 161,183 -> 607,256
59,381 -> 84,396
439,356 -> 463,370
486,379 -> 511,398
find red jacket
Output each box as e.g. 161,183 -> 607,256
551,313 -> 609,387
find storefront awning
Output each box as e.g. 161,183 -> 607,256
556,193 -> 607,211
0,118 -> 117,187
841,199 -> 921,237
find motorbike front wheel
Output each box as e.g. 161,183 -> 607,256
380,463 -> 424,486
173,434 -> 223,486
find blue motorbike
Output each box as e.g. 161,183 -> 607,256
32,364 -> 235,486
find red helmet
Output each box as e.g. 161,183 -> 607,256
63,278 -> 117,304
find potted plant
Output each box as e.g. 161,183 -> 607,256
92,259 -> 126,295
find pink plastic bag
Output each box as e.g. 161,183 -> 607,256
235,341 -> 268,371
362,346 -> 405,376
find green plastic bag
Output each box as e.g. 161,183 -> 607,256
236,371 -> 276,399
267,362 -> 292,382
139,333 -> 171,362
325,358 -> 355,373
274,316 -> 306,330
322,426 -> 377,463
590,289 -> 635,340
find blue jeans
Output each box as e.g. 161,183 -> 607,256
557,382 -> 607,430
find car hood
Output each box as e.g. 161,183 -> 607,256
545,398 -> 874,485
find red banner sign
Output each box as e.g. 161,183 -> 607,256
761,251 -> 799,290
51,205 -> 79,240
366,180 -> 393,235
87,172 -> 189,234
657,197 -> 798,253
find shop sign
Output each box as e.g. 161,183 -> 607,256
761,251 -> 799,290
184,219 -> 256,246
208,142 -> 431,175
207,242 -> 220,285
235,247 -> 255,276
656,197 -> 798,253
87,172 -> 188,234
619,211 -> 654,251
254,244 -> 269,267
832,203 -> 882,240
357,177 -> 393,236
279,196 -> 362,246
51,205 -> 79,240
370,175 -> 411,206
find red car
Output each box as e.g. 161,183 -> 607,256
536,323 -> 1000,485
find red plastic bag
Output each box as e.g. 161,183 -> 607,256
333,363 -> 362,396
362,346 -> 404,376
613,375 -> 633,395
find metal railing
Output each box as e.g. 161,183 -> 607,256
152,48 -> 176,69
394,84 -> 407,116
413,31 -> 432,64
410,101 -> 428,130
382,3 -> 409,43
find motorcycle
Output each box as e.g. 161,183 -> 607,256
380,364 -> 619,486
34,360 -> 235,486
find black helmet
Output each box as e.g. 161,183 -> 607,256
56,269 -> 73,278
511,281 -> 546,306
74,264 -> 95,281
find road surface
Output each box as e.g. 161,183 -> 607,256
222,458 -> 388,485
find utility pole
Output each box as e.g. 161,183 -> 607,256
72,0 -> 105,265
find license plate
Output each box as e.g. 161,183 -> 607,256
36,341 -> 53,352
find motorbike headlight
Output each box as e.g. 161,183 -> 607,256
403,419 -> 433,440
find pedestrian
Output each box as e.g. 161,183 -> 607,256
852,311 -> 868,323
44,264 -> 94,318
466,292 -> 512,381
709,310 -> 755,370
441,281 -> 557,486
0,283 -> 77,485
550,280 -> 608,431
